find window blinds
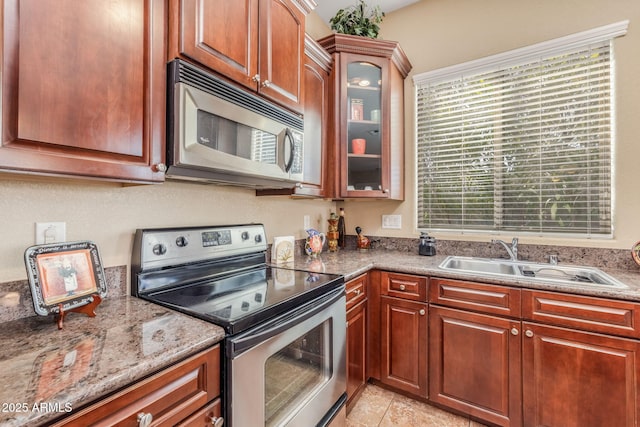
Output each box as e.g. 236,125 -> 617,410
414,22 -> 627,236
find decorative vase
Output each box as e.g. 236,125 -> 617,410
304,229 -> 326,257
351,138 -> 366,154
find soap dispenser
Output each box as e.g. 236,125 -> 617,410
419,232 -> 436,256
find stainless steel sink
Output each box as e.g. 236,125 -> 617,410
438,256 -> 627,288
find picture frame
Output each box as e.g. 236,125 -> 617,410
24,241 -> 107,316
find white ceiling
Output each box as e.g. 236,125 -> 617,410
314,0 -> 420,25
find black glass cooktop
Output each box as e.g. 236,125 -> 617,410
142,266 -> 343,334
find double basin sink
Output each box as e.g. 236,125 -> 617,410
439,256 -> 627,288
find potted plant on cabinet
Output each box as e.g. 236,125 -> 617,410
329,0 -> 385,39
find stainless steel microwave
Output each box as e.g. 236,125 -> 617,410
166,60 -> 304,188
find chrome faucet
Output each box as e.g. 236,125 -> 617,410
491,238 -> 518,261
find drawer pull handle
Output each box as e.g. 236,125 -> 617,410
399,284 -> 406,291
211,416 -> 225,427
355,289 -> 361,296
419,309 -> 426,316
137,412 -> 153,427
525,330 -> 534,338
511,327 -> 519,336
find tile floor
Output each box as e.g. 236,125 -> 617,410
346,384 -> 488,427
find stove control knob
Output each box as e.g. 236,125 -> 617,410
241,231 -> 250,241
255,234 -> 263,243
152,243 -> 167,256
175,236 -> 189,247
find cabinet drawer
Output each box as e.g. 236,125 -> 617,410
176,397 -> 222,427
346,273 -> 368,311
53,345 -> 221,427
522,289 -> 640,338
380,272 -> 428,301
430,278 -> 521,318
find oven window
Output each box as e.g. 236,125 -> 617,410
264,320 -> 332,427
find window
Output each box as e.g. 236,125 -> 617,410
414,21 -> 628,237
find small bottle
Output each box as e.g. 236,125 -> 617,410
338,208 -> 346,248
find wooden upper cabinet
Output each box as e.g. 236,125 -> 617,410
173,0 -> 259,89
171,0 -> 309,113
0,0 -> 167,183
318,34 -> 412,200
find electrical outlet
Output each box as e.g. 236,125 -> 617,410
303,215 -> 310,231
35,222 -> 66,244
382,215 -> 402,229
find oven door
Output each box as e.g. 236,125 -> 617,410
227,286 -> 346,427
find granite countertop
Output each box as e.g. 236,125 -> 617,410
4,249 -> 640,426
0,295 -> 225,427
287,250 -> 640,302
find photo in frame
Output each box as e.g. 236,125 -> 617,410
24,241 -> 107,316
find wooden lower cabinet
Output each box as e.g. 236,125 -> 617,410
522,322 -> 640,427
379,295 -> 428,397
346,273 -> 368,411
347,300 -> 367,409
176,398 -> 222,426
429,305 -> 522,427
52,345 -> 221,427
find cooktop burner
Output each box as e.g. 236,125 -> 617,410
144,266 -> 340,333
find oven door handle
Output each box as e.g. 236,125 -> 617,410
228,285 -> 345,357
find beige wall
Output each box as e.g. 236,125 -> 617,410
2,2 -> 639,282
0,177 -> 335,282
340,0 -> 640,250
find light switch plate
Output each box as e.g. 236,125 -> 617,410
382,215 -> 402,229
35,222 -> 66,244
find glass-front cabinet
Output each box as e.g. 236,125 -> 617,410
319,34 -> 412,199
347,59 -> 383,193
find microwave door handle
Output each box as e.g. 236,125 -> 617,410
228,286 -> 344,357
283,128 -> 295,172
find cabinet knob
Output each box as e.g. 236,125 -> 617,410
252,74 -> 261,83
137,412 -> 153,427
419,309 -> 426,316
152,163 -> 167,173
511,327 -> 519,336
262,79 -> 271,88
525,330 -> 534,338
399,284 -> 406,291
210,416 -> 224,427
355,289 -> 361,296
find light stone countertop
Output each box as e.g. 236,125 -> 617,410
287,249 -> 640,302
4,248 -> 640,426
0,295 -> 225,427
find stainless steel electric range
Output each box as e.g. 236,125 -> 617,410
131,224 -> 347,427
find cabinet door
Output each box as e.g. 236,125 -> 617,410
522,322 -> 640,427
174,0 -> 259,92
297,38 -> 329,195
346,301 -> 367,410
258,0 -> 305,113
52,346 -> 220,426
380,296 -> 428,397
0,0 -> 166,182
340,53 -> 390,198
430,306 -> 522,427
